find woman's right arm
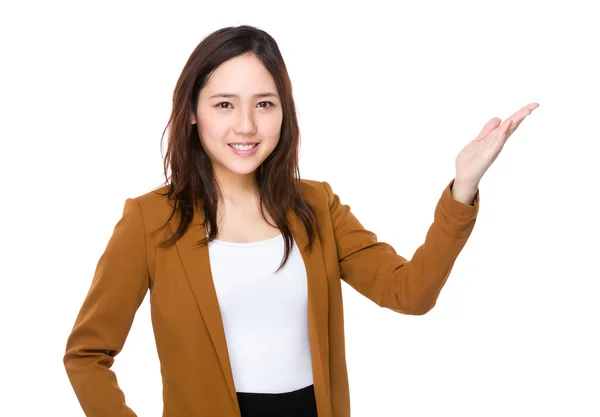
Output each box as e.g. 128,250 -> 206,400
63,197 -> 150,417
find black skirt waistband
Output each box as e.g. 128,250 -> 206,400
236,383 -> 318,417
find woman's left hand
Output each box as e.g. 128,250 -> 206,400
454,102 -> 540,189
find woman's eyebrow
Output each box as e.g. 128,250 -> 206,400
209,92 -> 278,99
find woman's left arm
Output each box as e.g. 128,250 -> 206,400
328,101 -> 539,315
324,178 -> 480,315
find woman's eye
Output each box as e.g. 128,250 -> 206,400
258,101 -> 275,108
215,101 -> 275,109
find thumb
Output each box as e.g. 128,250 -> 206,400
476,117 -> 501,141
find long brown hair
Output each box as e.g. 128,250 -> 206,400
151,25 -> 321,272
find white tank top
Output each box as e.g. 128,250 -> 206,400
207,232 -> 313,393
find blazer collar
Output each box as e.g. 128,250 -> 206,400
167,201 -> 330,412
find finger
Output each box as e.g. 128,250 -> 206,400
476,102 -> 538,141
506,103 -> 539,127
502,118 -> 514,135
512,102 -> 539,117
476,117 -> 501,141
506,104 -> 537,136
507,111 -> 530,136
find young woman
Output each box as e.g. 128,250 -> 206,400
63,25 -> 538,417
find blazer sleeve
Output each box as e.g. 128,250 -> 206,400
63,197 -> 149,416
324,178 -> 479,315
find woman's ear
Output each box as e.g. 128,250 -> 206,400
190,113 -> 197,125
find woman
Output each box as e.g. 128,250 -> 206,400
63,24 -> 538,417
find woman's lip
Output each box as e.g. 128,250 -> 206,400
229,143 -> 259,155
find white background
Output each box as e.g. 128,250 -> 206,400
2,0 -> 599,416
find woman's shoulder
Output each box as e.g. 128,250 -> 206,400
124,184 -> 176,230
133,184 -> 172,206
298,178 -> 329,202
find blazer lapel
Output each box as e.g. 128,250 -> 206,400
168,201 -> 331,416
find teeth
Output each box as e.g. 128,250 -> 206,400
231,144 -> 257,150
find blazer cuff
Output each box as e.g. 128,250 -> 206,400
439,178 -> 480,223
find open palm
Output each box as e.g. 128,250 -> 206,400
455,102 -> 540,187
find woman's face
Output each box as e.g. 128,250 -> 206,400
191,53 -> 283,181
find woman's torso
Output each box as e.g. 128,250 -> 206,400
210,196 -> 318,417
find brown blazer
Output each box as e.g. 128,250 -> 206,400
63,178 -> 479,417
